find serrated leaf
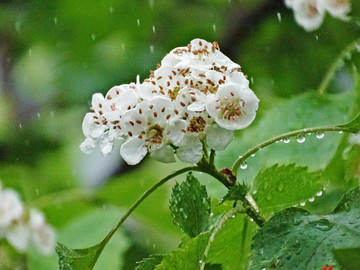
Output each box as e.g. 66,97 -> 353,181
221,184 -> 248,203
155,233 -> 211,270
169,173 -> 211,238
249,186 -> 360,269
338,113 -> 360,133
135,255 -> 163,270
56,207 -> 130,270
251,164 -> 323,217
333,248 -> 360,269
56,242 -> 102,270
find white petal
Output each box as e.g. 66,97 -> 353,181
79,137 -> 97,154
176,136 -> 203,164
91,93 -> 105,111
188,102 -> 206,112
0,189 -> 23,227
168,119 -> 186,146
120,138 -> 147,165
321,0 -> 350,19
206,124 -> 234,151
293,0 -> 325,31
6,223 -> 30,251
150,145 -> 176,163
99,138 -> 114,156
31,224 -> 56,254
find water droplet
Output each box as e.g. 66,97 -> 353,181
315,35 -> 319,41
250,77 -> 254,84
314,219 -> 333,231
283,138 -> 290,144
316,190 -> 323,196
277,183 -> 284,192
266,194 -> 272,201
152,25 -> 156,33
19,123 -> 22,129
307,132 -> 312,135
54,17 -> 58,25
300,202 -> 306,206
252,190 -> 257,195
109,6 -> 114,13
316,132 -> 324,139
231,214 -> 236,218
240,162 -> 247,170
91,33 -> 96,41
275,140 -> 279,143
250,218 -> 254,222
296,134 -> 306,143
137,19 -> 140,26
37,112 -> 41,119
340,231 -> 346,236
210,212 -> 214,217
308,197 -> 315,202
212,24 -> 216,32
150,45 -> 154,54
199,260 -> 203,264
251,153 -> 255,157
339,131 -> 343,134
277,12 -> 282,22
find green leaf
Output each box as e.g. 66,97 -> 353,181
338,113 -> 360,133
56,242 -> 102,270
56,207 -> 130,270
135,255 -> 163,270
169,173 -> 211,238
333,248 -> 360,269
251,164 -> 323,217
221,183 -> 248,203
155,233 -> 211,270
249,186 -> 360,269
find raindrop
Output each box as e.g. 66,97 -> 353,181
150,45 -> 154,54
266,194 -> 272,201
240,162 -> 247,170
283,138 -> 290,144
252,190 -> 257,195
316,131 -> 324,139
307,132 -> 312,135
210,212 -> 214,217
19,123 -> 22,129
212,24 -> 216,32
275,140 -> 279,144
316,190 -> 323,196
259,148 -> 263,151
277,12 -> 282,22
250,218 -> 254,222
109,6 -> 114,13
308,197 -> 315,202
315,35 -> 319,41
54,17 -> 58,25
296,134 -> 306,143
300,201 -> 306,206
277,183 -> 284,192
231,214 -> 236,218
137,19 -> 140,26
250,77 -> 254,84
340,231 -> 346,236
339,131 -> 343,134
251,153 -> 256,157
91,33 -> 96,41
199,260 -> 203,264
152,25 -> 156,33
37,112 -> 41,119
314,219 -> 333,231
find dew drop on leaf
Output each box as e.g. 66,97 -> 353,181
339,131 -> 343,134
277,183 -> 284,192
308,197 -> 315,202
315,131 -> 325,139
316,190 -> 323,196
283,138 -> 290,143
137,19 -> 140,26
300,201 -> 306,206
199,260 -> 203,264
240,162 -> 247,170
296,134 -> 306,143
251,153 -> 255,157
231,214 -> 235,218
314,219 -> 333,231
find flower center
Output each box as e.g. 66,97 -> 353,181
188,116 -> 206,133
216,97 -> 245,121
146,124 -> 164,145
168,87 -> 181,100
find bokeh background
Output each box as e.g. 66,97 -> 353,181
0,0 -> 359,269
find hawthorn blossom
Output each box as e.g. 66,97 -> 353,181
0,187 -> 23,228
321,0 -> 350,19
80,38 -> 259,165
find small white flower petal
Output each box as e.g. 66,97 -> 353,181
320,0 -> 350,19
120,138 -> 147,165
293,0 -> 325,31
79,137 -> 97,154
176,136 -> 203,164
168,118 -> 187,146
206,124 -> 234,151
150,145 -> 176,163
6,222 -> 30,251
31,224 -> 56,254
0,189 -> 23,228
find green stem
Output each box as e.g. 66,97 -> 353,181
89,166 -> 198,269
318,37 -> 360,95
232,125 -> 351,175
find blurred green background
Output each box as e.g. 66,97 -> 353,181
0,0 -> 359,269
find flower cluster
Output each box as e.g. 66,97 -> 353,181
285,0 -> 351,31
80,38 -> 259,165
0,182 -> 55,254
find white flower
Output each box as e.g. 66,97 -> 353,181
206,83 -> 259,130
29,209 -> 56,255
5,221 -> 30,251
0,189 -> 23,228
292,0 -> 325,31
176,135 -> 203,164
120,96 -> 186,165
285,0 -> 294,8
320,0 -> 350,19
206,124 -> 234,151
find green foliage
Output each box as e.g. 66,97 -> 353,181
221,183 -> 248,203
251,164 -> 323,218
339,113 -> 360,133
135,255 -> 163,270
249,186 -> 360,269
333,248 -> 360,269
169,173 -> 211,238
56,207 -> 130,270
